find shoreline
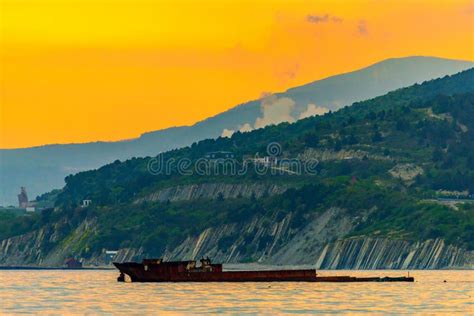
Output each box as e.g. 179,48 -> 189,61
0,266 -> 115,270
0,265 -> 472,271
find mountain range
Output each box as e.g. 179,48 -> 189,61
1,56 -> 473,205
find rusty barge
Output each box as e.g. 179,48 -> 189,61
114,258 -> 414,283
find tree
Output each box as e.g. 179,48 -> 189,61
432,148 -> 444,162
346,134 -> 358,145
366,111 -> 376,121
467,154 -> 474,169
372,131 -> 383,142
303,133 -> 319,148
396,119 -> 409,131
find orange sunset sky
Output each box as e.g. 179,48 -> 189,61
1,0 -> 473,149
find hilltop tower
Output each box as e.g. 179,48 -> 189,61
18,187 -> 29,208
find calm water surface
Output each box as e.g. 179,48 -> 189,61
0,269 -> 472,314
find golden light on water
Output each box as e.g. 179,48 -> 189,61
0,270 -> 472,313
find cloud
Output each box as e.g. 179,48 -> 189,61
220,122 -> 254,138
299,103 -> 330,119
282,63 -> 299,80
306,14 -> 343,24
220,94 -> 296,136
254,94 -> 296,129
239,123 -> 253,132
307,14 -> 329,24
357,20 -> 368,36
274,63 -> 300,85
221,96 -> 330,138
466,3 -> 474,15
221,129 -> 234,138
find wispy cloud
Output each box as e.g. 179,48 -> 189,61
306,14 -> 343,24
465,2 -> 474,15
357,20 -> 369,36
274,63 -> 300,85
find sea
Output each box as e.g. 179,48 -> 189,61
0,269 -> 472,314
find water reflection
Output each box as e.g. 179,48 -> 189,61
0,270 -> 472,314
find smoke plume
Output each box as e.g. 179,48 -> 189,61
221,95 -> 328,138
299,103 -> 329,119
254,94 -> 296,129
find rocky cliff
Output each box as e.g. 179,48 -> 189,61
0,218 -> 97,266
160,207 -> 473,269
315,238 -> 473,269
134,183 -> 289,204
2,204 -> 470,269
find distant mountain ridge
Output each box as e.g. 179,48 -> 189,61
1,56 -> 473,205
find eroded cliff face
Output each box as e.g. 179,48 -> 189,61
65,207 -> 356,266
163,207 -> 356,265
1,209 -> 472,269
134,183 -> 288,204
298,149 -> 390,162
0,229 -> 49,266
0,218 -> 97,267
0,183 -> 472,269
316,238 -> 473,269
158,208 -> 472,269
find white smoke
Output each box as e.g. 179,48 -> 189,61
221,95 -> 328,138
239,123 -> 253,132
220,123 -> 255,138
254,94 -> 296,129
221,129 -> 234,138
299,103 -> 329,119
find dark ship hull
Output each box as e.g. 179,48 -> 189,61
114,259 -> 414,283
